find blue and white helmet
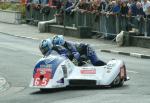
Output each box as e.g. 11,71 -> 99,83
39,38 -> 53,56
52,35 -> 65,46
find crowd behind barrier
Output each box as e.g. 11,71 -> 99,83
24,0 -> 150,37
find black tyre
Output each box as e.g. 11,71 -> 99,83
111,74 -> 124,87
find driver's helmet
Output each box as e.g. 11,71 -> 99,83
39,38 -> 53,56
52,35 -> 65,46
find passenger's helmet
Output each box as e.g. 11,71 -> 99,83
39,38 -> 53,56
52,35 -> 65,46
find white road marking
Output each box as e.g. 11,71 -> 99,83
127,70 -> 139,74
130,53 -> 142,58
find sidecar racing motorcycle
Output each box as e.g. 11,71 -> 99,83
30,53 -> 129,90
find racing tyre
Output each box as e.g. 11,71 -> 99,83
111,74 -> 124,87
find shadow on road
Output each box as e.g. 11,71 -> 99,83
30,85 -> 129,95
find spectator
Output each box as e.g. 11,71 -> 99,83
89,0 -> 101,21
142,0 -> 150,36
48,0 -> 62,9
136,1 -> 145,34
99,0 -> 107,12
40,0 -> 50,15
105,0 -> 114,13
142,0 -> 150,18
105,0 -> 121,14
73,0 -> 90,13
65,0 -> 76,15
136,1 -> 145,16
128,0 -> 138,16
32,0 -> 41,9
90,0 -> 101,13
120,0 -> 129,15
112,0 -> 121,14
25,0 -> 32,11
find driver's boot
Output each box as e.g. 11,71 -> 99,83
87,50 -> 106,66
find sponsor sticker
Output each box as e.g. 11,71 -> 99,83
80,69 -> 96,74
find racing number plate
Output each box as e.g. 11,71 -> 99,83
33,68 -> 51,86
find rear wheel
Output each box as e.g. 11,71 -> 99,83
111,74 -> 124,87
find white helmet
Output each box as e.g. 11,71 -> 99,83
52,35 -> 65,46
39,38 -> 53,56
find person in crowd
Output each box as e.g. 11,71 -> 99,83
25,0 -> 32,11
32,0 -> 41,10
90,0 -> 101,13
112,0 -> 121,14
99,0 -> 107,12
128,0 -> 138,16
142,0 -> 150,18
142,0 -> 150,36
52,35 -> 106,66
120,0 -> 129,15
65,0 -> 77,15
73,0 -> 90,13
136,1 -> 145,16
105,0 -> 115,13
135,1 -> 145,34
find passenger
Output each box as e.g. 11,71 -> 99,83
52,35 -> 106,66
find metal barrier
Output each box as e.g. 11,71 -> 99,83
25,6 -> 150,37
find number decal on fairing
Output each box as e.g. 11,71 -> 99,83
34,78 -> 40,86
41,78 -> 48,86
33,68 -> 51,86
34,78 -> 48,86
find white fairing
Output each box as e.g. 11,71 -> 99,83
67,60 -> 124,86
30,54 -> 127,89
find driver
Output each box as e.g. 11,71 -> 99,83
52,35 -> 106,66
39,38 -> 68,58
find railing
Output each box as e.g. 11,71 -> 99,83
25,6 -> 150,37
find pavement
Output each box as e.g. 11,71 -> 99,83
0,22 -> 150,92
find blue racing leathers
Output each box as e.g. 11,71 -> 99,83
52,45 -> 68,58
63,42 -> 106,66
85,44 -> 106,66
63,41 -> 80,61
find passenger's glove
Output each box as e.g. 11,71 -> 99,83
73,52 -> 80,61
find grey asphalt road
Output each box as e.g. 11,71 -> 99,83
0,33 -> 150,103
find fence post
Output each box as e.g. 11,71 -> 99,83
144,17 -> 147,37
84,13 -> 87,26
116,14 -> 119,34
76,11 -> 79,28
98,13 -> 100,33
104,14 -> 108,37
63,0 -> 68,35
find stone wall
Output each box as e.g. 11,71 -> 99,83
0,10 -> 21,24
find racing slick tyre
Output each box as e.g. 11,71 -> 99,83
111,74 -> 124,87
